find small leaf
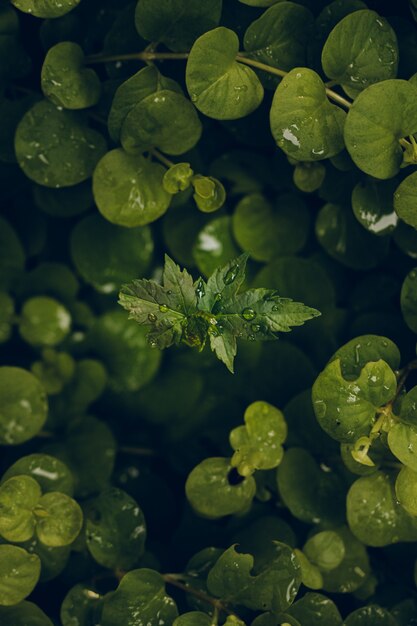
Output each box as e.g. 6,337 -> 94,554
270,68 -> 346,161
193,216 -> 240,278
352,179 -> 398,236
2,453 -> 74,496
163,163 -> 194,194
93,149 -> 172,227
388,422 -> 417,472
0,545 -> 40,606
328,334 -> 401,379
35,492 -> 83,547
320,526 -> 370,594
192,175 -> 226,213
285,592 -> 343,626
19,296 -> 71,347
0,475 -> 41,542
230,401 -> 287,476
396,465 -> 417,517
61,584 -> 103,626
303,531 -> 345,572
394,171 -> 417,229
186,457 -> 256,518
344,605 -> 399,625
186,27 -> 264,120
11,0 -> 80,18
41,42 -> 101,109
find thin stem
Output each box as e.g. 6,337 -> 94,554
119,445 -> 157,457
162,574 -> 237,618
85,51 -> 189,65
149,147 -> 175,168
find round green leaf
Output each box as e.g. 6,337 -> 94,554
320,526 -> 370,594
22,537 -> 70,583
15,100 -> 107,188
294,549 -> 323,590
276,448 -> 345,525
303,531 -> 345,572
193,216 -> 240,278
185,457 -> 256,519
93,149 -> 172,227
2,454 -> 74,496
163,163 -> 194,194
394,171 -> 417,229
293,162 -> 326,193
135,0 -> 222,52
316,203 -> 389,270
243,2 -> 314,88
0,601 -> 53,625
86,487 -> 146,569
89,310 -> 161,393
186,27 -> 264,121
230,401 -> 287,476
31,350 -> 75,396
0,475 -> 41,542
347,471 -> 417,546
0,366 -> 48,445
270,68 -> 346,161
232,192 -> 310,261
19,296 -> 71,347
0,545 -> 40,606
71,214 -> 153,294
41,42 -> 100,110
286,592 -> 343,626
329,334 -> 401,379
344,80 -> 417,179
35,492 -> 82,547
399,385 -> 417,427
11,0 -> 80,18
322,10 -> 398,98
121,90 -> 202,156
344,605 -> 399,626
108,66 -> 182,143
101,569 -> 178,626
401,268 -> 417,333
352,179 -> 398,236
312,358 -> 397,443
396,465 -> 417,516
61,584 -> 103,626
388,422 -> 417,472
192,175 -> 226,213
174,613 -> 211,626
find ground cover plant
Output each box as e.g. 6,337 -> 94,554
4,0 -> 417,623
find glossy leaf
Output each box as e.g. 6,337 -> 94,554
344,605 -> 399,626
286,592 -> 343,626
320,527 -> 370,594
0,475 -> 41,542
19,296 -> 71,347
11,0 -> 79,18
328,334 -> 401,379
192,175 -> 226,213
396,465 -> 417,516
60,584 -> 103,626
394,171 -> 417,228
163,163 -> 194,194
35,492 -> 82,547
15,100 -> 107,188
0,367 -> 48,445
93,149 -> 172,227
388,423 -> 417,472
193,216 -> 239,278
270,68 -> 346,161
186,27 -> 264,120
352,179 -> 398,236
0,545 -> 40,606
41,42 -> 100,109
0,601 -> 53,625
230,401 -> 287,476
303,530 -> 345,572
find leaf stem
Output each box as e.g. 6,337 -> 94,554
162,574 -> 237,617
149,147 -> 175,168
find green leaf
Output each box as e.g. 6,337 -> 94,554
192,175 -> 226,213
344,79 -> 417,179
294,549 -> 323,590
163,163 -> 194,194
388,423 -> 417,472
186,457 -> 256,518
320,527 -> 370,594
101,569 -> 178,626
86,487 -> 146,569
71,214 -> 153,294
399,385 -> 417,426
276,448 -> 345,525
193,216 -> 240,278
0,545 -> 40,606
41,42 -> 101,109
207,543 -> 301,612
312,358 -> 397,443
293,162 -> 326,193
11,0 -> 79,17
328,334 -> 401,379
33,181 -> 93,218
21,536 -> 70,583
0,601 -> 53,625
243,2 -> 314,88
92,149 -> 172,227
270,68 -> 346,161
0,366 -> 48,445
135,0 -> 222,52
121,90 -> 202,156
0,476 -> 41,542
396,465 -> 417,516
2,453 -> 74,496
352,179 -> 398,236
347,471 -> 417,546
60,584 -> 103,626
15,100 -> 107,188
174,613 -> 211,626
322,10 -> 398,98
303,531 -> 345,572
186,27 -> 264,120
394,171 -> 417,229
232,192 -> 310,261
401,268 -> 417,333
35,492 -> 82,547
316,203 -> 389,270
344,606 -> 399,626
19,296 -> 71,347
286,592 -> 343,626
229,401 -> 287,476
108,66 -> 182,143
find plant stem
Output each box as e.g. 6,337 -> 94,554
149,147 -> 175,168
162,574 -> 237,617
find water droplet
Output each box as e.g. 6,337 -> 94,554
242,307 -> 256,321
148,313 -> 157,323
196,279 -> 205,298
224,265 -> 239,285
251,324 -> 261,332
